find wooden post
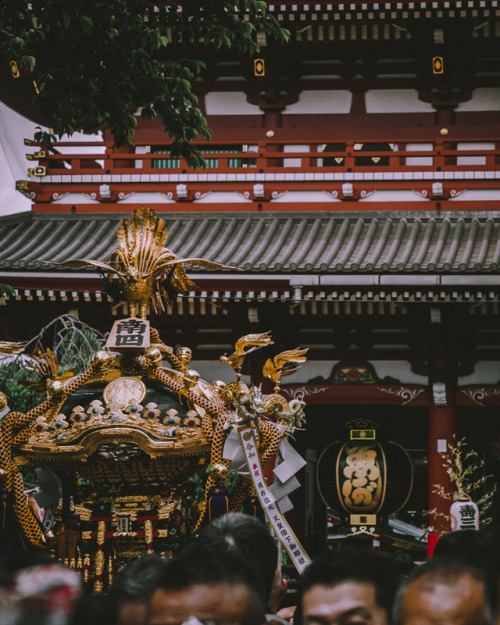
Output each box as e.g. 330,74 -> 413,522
428,395 -> 457,533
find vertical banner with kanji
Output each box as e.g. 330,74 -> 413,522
238,427 -> 310,573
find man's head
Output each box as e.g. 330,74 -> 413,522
394,557 -> 492,625
148,543 -> 267,625
196,512 -> 281,611
109,554 -> 167,625
432,529 -> 492,567
296,546 -> 399,625
0,553 -> 84,625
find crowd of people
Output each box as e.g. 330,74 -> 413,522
1,514 -> 499,625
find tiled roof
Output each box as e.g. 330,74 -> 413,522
1,211 -> 499,274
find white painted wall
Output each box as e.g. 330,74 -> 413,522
283,144 -> 310,167
456,141 -> 495,166
193,191 -> 252,203
205,92 -> 261,115
458,361 -> 500,386
358,190 -> 429,202
449,189 -> 500,201
283,90 -> 352,114
271,190 -> 340,202
405,143 -> 433,166
365,89 -> 434,113
457,88 -> 500,111
371,360 -> 428,385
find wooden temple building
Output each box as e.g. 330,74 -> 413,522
1,0 -> 500,555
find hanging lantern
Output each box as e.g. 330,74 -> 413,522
450,498 -> 479,531
317,419 -> 413,535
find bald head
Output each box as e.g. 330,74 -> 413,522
395,560 -> 491,625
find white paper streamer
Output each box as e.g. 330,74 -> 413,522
238,427 -> 310,573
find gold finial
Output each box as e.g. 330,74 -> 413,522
262,347 -> 308,392
220,332 -> 274,380
63,207 -> 235,319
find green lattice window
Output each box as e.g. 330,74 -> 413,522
152,146 -> 243,169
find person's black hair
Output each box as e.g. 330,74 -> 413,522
196,512 -> 278,606
71,593 -> 114,625
109,553 -> 167,602
392,556 -> 494,625
295,546 -> 400,625
432,529 -> 492,567
388,551 -> 416,578
155,542 -> 267,625
107,553 -> 167,624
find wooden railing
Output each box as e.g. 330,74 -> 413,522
36,138 -> 500,176
265,0 -> 488,12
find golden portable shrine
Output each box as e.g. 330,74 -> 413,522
0,207 -> 309,590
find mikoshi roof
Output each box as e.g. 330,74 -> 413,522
0,210 -> 499,274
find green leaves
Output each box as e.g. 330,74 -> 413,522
0,0 -> 289,166
0,360 -> 45,413
0,283 -> 15,297
0,314 -> 105,413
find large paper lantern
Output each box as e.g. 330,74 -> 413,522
317,418 -> 413,536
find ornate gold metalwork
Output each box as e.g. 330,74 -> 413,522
73,505 -> 92,521
220,332 -> 274,378
0,206 -> 309,589
158,502 -> 176,519
83,555 -> 90,582
144,519 -> 154,553
103,377 -> 146,410
63,207 -> 235,319
263,347 -> 308,392
96,520 -> 106,544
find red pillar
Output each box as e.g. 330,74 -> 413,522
428,396 -> 457,533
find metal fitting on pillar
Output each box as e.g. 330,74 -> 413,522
432,182 -> 443,197
342,183 -> 354,198
99,184 -> 112,200
432,381 -> 447,406
253,183 -> 265,199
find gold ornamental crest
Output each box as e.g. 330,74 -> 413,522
103,377 -> 147,411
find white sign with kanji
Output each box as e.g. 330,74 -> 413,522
106,318 -> 150,351
238,427 -> 311,573
450,499 -> 479,531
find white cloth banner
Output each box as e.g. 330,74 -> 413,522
238,427 -> 311,573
